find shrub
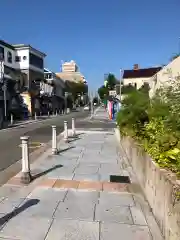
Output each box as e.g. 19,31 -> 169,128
117,90 -> 149,136
117,85 -> 180,177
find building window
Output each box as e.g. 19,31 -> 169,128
48,73 -> 52,79
29,53 -> 43,69
7,51 -> 12,63
23,56 -> 27,60
0,46 -> 4,60
15,56 -> 21,62
44,73 -> 52,79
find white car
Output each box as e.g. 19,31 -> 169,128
84,106 -> 90,111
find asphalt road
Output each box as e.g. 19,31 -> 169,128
0,110 -> 89,172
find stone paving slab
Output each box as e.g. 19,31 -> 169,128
100,222 -> 152,240
64,189 -> 99,204
73,173 -> 99,181
0,216 -> 52,240
75,165 -> 99,175
46,219 -> 99,240
17,199 -> 58,219
54,201 -> 96,221
99,191 -> 135,207
130,206 -> 148,226
0,197 -> 25,214
95,204 -> 133,224
46,168 -> 75,180
26,187 -> 67,203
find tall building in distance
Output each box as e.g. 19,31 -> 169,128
56,60 -> 87,84
62,60 -> 79,73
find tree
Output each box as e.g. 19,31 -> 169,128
105,73 -> 117,90
65,81 -> 88,99
98,85 -> 109,100
98,73 -> 118,100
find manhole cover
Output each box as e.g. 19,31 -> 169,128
19,142 -> 44,149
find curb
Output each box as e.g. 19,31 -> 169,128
0,113 -> 70,132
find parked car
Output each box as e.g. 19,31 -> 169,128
84,105 -> 90,111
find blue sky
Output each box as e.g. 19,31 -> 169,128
0,0 -> 180,90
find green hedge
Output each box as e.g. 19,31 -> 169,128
117,86 -> 180,178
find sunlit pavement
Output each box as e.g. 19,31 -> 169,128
0,108 -> 163,240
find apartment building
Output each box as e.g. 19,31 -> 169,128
43,68 -> 65,113
0,39 -> 46,118
0,40 -> 28,125
13,44 -> 46,115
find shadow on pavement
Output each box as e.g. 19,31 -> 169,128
33,164 -> 63,180
68,133 -> 84,139
57,146 -> 75,154
67,137 -> 81,143
0,199 -> 40,226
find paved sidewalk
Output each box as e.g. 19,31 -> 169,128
0,110 -> 163,239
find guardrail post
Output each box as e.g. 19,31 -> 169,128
72,118 -> 76,136
52,125 -> 58,155
20,136 -> 32,184
64,120 -> 68,142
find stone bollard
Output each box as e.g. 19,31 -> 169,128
64,121 -> 68,142
56,110 -> 58,116
48,111 -> 50,117
20,136 -> 32,184
34,112 -> 37,120
52,125 -> 58,155
72,118 -> 76,137
10,114 -> 13,125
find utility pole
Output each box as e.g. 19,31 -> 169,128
89,90 -> 93,116
119,68 -> 123,102
0,53 -> 7,126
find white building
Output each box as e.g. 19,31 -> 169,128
0,40 -> 47,117
122,64 -> 162,89
149,56 -> 180,98
43,68 -> 65,113
44,68 -> 65,98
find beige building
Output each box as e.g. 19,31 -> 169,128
62,60 -> 79,73
56,60 -> 86,84
149,56 -> 180,98
123,64 -> 161,89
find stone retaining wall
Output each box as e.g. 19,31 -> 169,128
121,136 -> 180,240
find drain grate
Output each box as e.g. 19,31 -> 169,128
110,175 -> 131,183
